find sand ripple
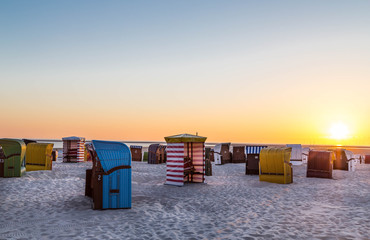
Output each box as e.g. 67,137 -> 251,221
1,161 -> 369,239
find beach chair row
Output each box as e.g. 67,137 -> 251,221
2,135 -> 368,212
0,139 -> 57,177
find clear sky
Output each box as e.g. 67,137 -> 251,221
1,0 -> 369,145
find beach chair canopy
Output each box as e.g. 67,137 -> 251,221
130,145 -> 142,149
214,144 -> 222,153
245,146 -> 267,154
62,136 -> 86,141
213,143 -> 231,164
165,133 -> 207,143
22,139 -> 37,145
92,140 -> 131,172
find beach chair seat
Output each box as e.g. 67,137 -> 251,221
184,156 -> 196,181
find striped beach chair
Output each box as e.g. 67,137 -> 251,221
245,146 -> 267,175
165,134 -> 207,186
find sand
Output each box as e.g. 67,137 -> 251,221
0,161 -> 369,240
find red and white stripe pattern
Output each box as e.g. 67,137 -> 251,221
166,142 -> 205,186
189,142 -> 205,183
63,139 -> 85,163
166,143 -> 185,186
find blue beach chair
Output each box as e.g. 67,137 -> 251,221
87,140 -> 132,210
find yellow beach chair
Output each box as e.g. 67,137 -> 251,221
259,147 -> 293,184
25,143 -> 54,171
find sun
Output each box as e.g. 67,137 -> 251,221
330,122 -> 349,140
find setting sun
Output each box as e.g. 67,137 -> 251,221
330,122 -> 350,140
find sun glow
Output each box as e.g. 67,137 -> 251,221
330,122 -> 349,140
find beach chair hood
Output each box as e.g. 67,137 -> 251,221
92,140 -> 131,172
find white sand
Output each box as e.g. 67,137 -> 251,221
1,161 -> 369,240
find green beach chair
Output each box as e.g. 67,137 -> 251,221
143,152 -> 148,162
0,139 -> 26,177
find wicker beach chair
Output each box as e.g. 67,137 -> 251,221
0,139 -> 26,177
85,140 -> 132,210
259,147 -> 293,184
25,143 -> 54,171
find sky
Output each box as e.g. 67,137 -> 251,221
1,0 -> 370,145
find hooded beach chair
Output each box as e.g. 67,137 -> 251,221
245,146 -> 267,175
214,144 -> 222,165
62,136 -> 85,163
214,143 -> 231,165
333,149 -> 356,171
365,155 -> 370,164
0,139 -> 26,177
130,145 -> 142,162
209,149 -> 214,162
25,143 -> 54,171
286,144 -> 302,165
259,147 -> 293,184
232,146 -> 246,163
148,144 -> 160,164
0,146 -> 6,177
85,140 -> 131,210
306,150 -> 334,179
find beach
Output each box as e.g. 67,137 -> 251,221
0,161 -> 369,240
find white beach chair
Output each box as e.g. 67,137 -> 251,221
214,144 -> 222,165
344,150 -> 356,172
286,144 -> 303,165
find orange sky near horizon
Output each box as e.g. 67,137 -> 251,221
1,88 -> 369,146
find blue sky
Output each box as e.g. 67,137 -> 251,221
1,1 -> 370,144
